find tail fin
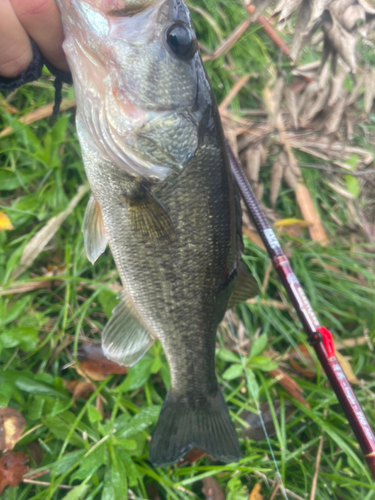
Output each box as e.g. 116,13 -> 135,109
149,390 -> 240,467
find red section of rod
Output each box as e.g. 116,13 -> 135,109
227,142 -> 375,480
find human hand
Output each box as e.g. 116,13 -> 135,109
0,0 -> 69,78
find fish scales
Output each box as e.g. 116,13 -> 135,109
81,126 -> 236,386
58,0 -> 259,466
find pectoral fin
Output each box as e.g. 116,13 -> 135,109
126,185 -> 175,243
227,263 -> 259,309
82,195 -> 108,264
102,293 -> 154,367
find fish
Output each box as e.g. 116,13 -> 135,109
57,0 -> 259,466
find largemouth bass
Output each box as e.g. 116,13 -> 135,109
57,0 -> 258,466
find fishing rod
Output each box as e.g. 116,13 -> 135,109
226,141 -> 375,480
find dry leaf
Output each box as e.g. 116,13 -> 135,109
245,144 -> 264,183
326,95 -> 347,134
327,181 -> 356,199
63,380 -> 96,403
364,69 -> 375,114
75,344 -> 128,380
284,87 -> 299,128
249,483 -> 264,500
328,68 -> 347,106
269,368 -> 310,407
268,76 -> 285,126
295,184 -> 328,244
290,0 -> 313,61
254,180 -> 264,201
0,408 -> 26,451
270,156 -> 286,207
242,225 -> 266,250
0,93 -> 18,114
0,212 -> 14,231
322,11 -> 357,72
298,81 -> 320,115
335,351 -> 359,384
202,477 -> 225,500
310,0 -> 333,25
302,82 -> 331,123
346,72 -> 365,105
318,61 -> 331,90
11,185 -> 88,280
289,344 -> 317,377
284,163 -> 298,189
178,447 -> 206,466
0,452 -> 30,494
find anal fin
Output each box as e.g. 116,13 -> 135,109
82,195 -> 108,264
126,185 -> 175,243
227,262 -> 259,309
102,293 -> 154,367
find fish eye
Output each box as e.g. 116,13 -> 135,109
166,23 -> 197,61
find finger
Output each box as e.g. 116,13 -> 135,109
0,0 -> 33,78
10,0 -> 70,73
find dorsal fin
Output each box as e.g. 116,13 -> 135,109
82,195 -> 108,264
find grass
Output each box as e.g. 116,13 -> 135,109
1,0 -> 375,498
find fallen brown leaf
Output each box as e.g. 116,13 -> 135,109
242,225 -> 266,250
289,344 -> 317,377
202,477 -> 225,500
63,380 -> 96,404
249,483 -> 264,500
335,351 -> 359,384
269,368 -> 310,408
0,93 -> 18,114
295,184 -> 328,244
0,408 -> 26,451
270,156 -> 285,207
74,344 -> 128,381
0,452 -> 30,494
178,447 -> 206,467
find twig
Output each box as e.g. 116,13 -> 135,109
247,5 -> 290,57
202,17 -> 252,61
299,163 -> 375,177
22,479 -> 72,489
219,75 -> 251,113
0,98 -> 76,138
310,435 -> 324,500
269,481 -> 281,500
261,261 -> 273,294
254,472 -> 305,500
247,298 -> 292,310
